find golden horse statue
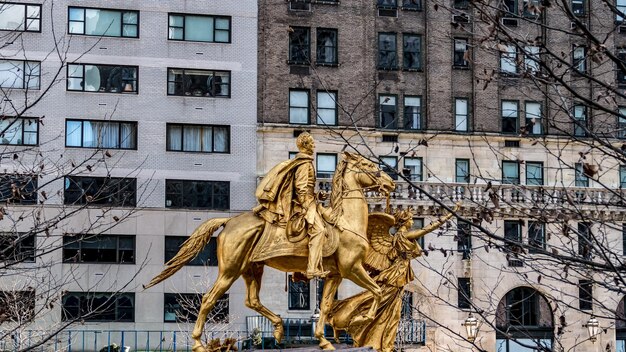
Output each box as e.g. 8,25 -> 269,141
146,152 -> 396,352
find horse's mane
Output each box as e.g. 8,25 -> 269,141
328,155 -> 348,225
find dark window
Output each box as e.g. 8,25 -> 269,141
378,33 -> 397,70
502,0 -> 518,16
618,50 -> 626,88
63,234 -> 135,264
619,107 -> 626,138
401,291 -> 413,319
377,0 -> 397,7
0,3 -> 41,31
528,222 -> 545,252
579,280 -> 592,310
167,68 -> 230,98
502,161 -> 520,185
0,232 -> 35,263
404,157 -> 422,181
403,34 -> 422,70
165,180 -> 229,210
290,90 -> 310,124
164,293 -> 228,323
506,287 -> 538,327
380,156 -> 398,180
67,64 -> 137,94
458,278 -> 471,309
578,222 -> 592,259
454,0 -> 469,9
288,275 -> 310,310
623,224 -> 626,255
0,117 -> 38,146
502,100 -> 519,134
0,291 -> 35,322
575,163 -> 589,187
455,159 -> 470,183
573,105 -> 588,137
166,124 -> 230,153
289,27 -> 310,65
0,60 -> 40,89
412,218 -> 425,249
316,29 -> 338,65
165,236 -> 218,266
523,0 -> 541,17
620,165 -> 626,188
504,221 -> 522,262
62,292 -> 135,322
526,162 -> 543,186
573,46 -> 587,73
379,95 -> 397,129
68,7 -> 138,38
65,120 -> 137,149
64,176 -> 136,207
168,14 -> 230,43
455,98 -> 469,131
572,0 -> 585,16
377,0 -> 398,16
402,0 -> 422,10
316,91 -> 337,125
0,174 -> 37,204
457,222 -> 471,259
454,38 -> 469,68
404,96 -> 421,130
317,154 -> 337,179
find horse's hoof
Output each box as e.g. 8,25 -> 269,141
273,324 -> 284,343
319,338 -> 335,350
192,342 -> 207,352
350,315 -> 372,326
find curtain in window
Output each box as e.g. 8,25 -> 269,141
0,61 -> 24,89
119,123 -> 136,149
185,16 -> 213,42
183,126 -> 202,151
100,122 -> 119,148
82,121 -> 96,147
85,9 -> 121,36
525,102 -> 541,134
66,120 -> 82,146
214,127 -> 228,152
23,119 -> 37,145
167,125 -> 182,150
201,127 -> 212,152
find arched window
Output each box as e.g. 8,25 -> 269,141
495,287 -> 554,351
616,296 -> 626,351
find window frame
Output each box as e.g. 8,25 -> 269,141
167,13 -> 231,44
575,162 -> 590,187
0,174 -> 37,204
0,232 -> 35,263
455,98 -> 469,132
404,157 -> 423,182
458,278 -> 471,309
380,156 -> 398,180
620,165 -> 626,188
0,59 -> 40,90
164,293 -> 228,323
65,119 -> 138,150
572,45 -> 587,74
66,63 -> 138,94
571,0 -> 586,16
573,104 -> 588,137
165,236 -> 218,266
617,0 -> 626,22
316,90 -> 338,126
402,33 -> 422,71
502,0 -> 518,16
0,117 -> 39,146
453,38 -> 469,68
403,95 -> 422,130
62,292 -> 135,322
455,159 -> 470,183
288,274 -> 311,310
525,161 -> 544,186
579,279 -> 593,310
165,179 -> 230,210
577,222 -> 592,259
524,101 -> 542,135
0,290 -> 35,322
528,221 -> 546,252
0,3 -> 41,32
618,49 -> 626,88
457,221 -> 472,259
64,176 -> 137,207
166,68 -> 231,98
62,234 -> 135,264
401,0 -> 422,11
316,28 -> 338,66
378,32 -> 398,70
67,6 -> 139,38
289,89 -> 310,125
501,100 -> 519,134
500,44 -> 518,75
379,94 -> 398,129
502,161 -> 520,185
316,153 -> 337,179
166,123 -> 230,154
288,27 -> 311,65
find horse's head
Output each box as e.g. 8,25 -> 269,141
342,152 -> 395,195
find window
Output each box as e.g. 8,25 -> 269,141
0,3 -> 40,31
621,165 -> 626,188
618,0 -> 626,22
288,275 -> 310,310
0,174 -> 37,204
317,154 -> 337,179
378,33 -> 397,70
165,236 -> 218,266
316,91 -> 337,125
579,280 -> 592,310
402,0 -> 422,10
378,0 -> 397,7
290,90 -> 310,124
66,120 -> 137,149
500,45 -> 517,74
165,180 -> 229,210
454,39 -> 469,68
403,34 -> 422,70
64,176 -> 137,207
619,107 -> 626,138
403,96 -> 421,130
380,156 -> 398,180
572,0 -> 585,16
0,118 -> 38,145
0,291 -> 34,322
316,29 -> 338,65
404,157 -> 422,181
412,218 -> 425,248
502,161 -> 520,184
168,14 -> 230,43
496,288 -> 553,351
379,95 -> 397,129
0,232 -> 34,263
502,101 -> 519,134
524,46 -> 540,73
454,0 -> 469,10
458,278 -> 471,309
504,221 -> 522,243
526,162 -> 543,186
455,98 -> 469,131
578,222 -> 592,258
573,104 -> 588,137
289,27 -> 310,65
63,234 -> 135,264
457,222 -> 471,259
618,49 -> 626,88
164,293 -> 228,323
62,292 -> 134,322
67,64 -> 137,94
166,124 -> 229,153
623,224 -> 626,255
575,163 -> 589,187
401,291 -> 413,319
0,60 -> 40,89
456,159 -> 470,183
523,0 -> 541,17
378,0 -> 398,16
167,68 -> 230,98
528,222 -> 545,252
68,7 -> 138,38
502,0 -> 518,16
525,102 -> 542,135
573,46 -> 587,73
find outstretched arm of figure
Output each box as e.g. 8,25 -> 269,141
405,203 -> 461,241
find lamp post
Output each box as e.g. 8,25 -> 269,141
462,312 -> 480,343
583,316 -> 600,343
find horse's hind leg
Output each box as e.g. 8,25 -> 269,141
315,273 -> 342,350
242,264 -> 284,343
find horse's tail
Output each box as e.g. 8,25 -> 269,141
144,217 -> 230,289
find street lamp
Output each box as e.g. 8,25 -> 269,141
583,316 -> 600,343
462,312 -> 480,342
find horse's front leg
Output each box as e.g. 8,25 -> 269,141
315,274 -> 342,350
344,264 -> 383,326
